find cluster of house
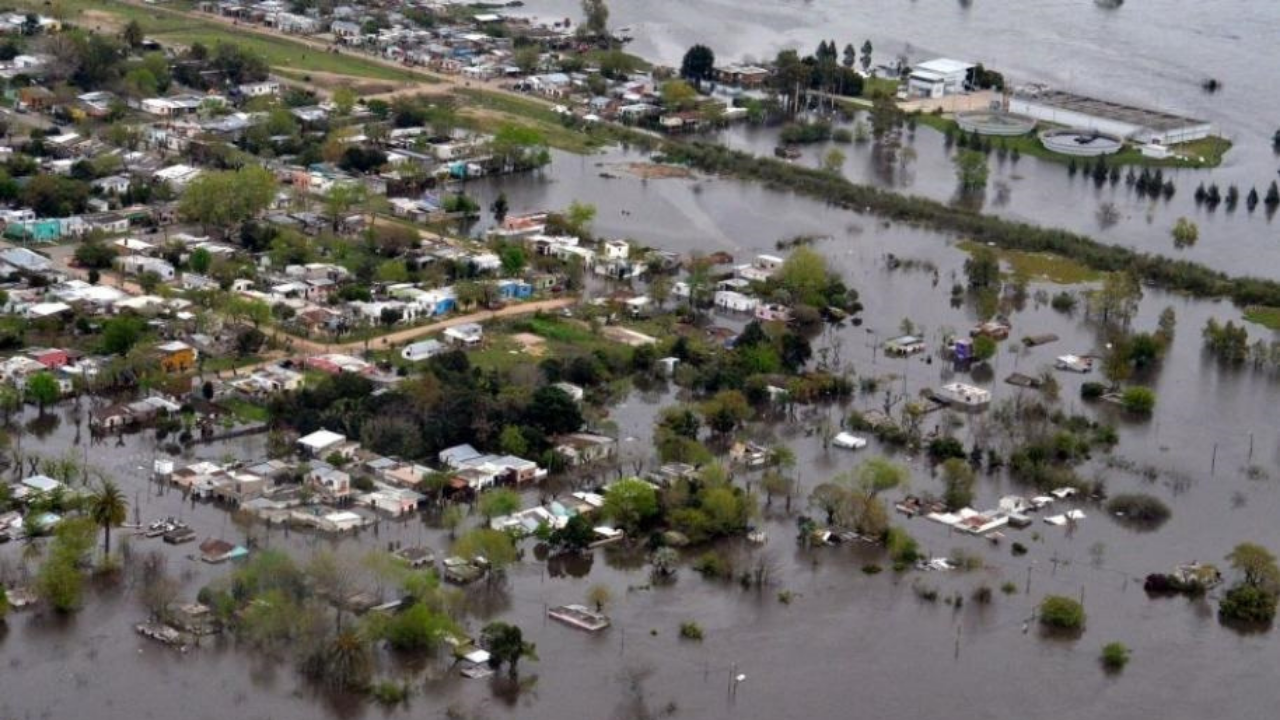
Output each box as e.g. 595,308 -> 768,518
0,474 -> 71,541
696,253 -> 795,322
897,487 -> 1087,541
150,425 -> 617,534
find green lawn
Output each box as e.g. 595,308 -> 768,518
958,240 -> 1104,285
913,112 -> 1231,169
157,30 -> 424,83
454,88 -> 612,154
21,0 -> 424,83
220,396 -> 271,424
1243,306 -> 1280,331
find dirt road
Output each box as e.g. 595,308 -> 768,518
281,297 -> 577,355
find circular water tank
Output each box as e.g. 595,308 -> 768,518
1039,128 -> 1124,156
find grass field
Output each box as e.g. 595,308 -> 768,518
21,0 -> 424,83
1243,306 -> 1280,331
454,88 -> 611,154
159,29 -> 423,83
913,112 -> 1231,169
958,240 -> 1104,285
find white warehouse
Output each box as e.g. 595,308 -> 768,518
906,58 -> 976,99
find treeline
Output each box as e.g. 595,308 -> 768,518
658,141 -> 1280,308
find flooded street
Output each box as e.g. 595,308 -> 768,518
7,3 -> 1280,718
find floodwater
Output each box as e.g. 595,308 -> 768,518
518,0 -> 1280,279
6,153 -> 1280,719
7,3 -> 1280,718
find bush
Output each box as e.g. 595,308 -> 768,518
1105,493 -> 1171,530
972,585 -> 994,604
1121,387 -> 1156,415
1101,642 -> 1130,671
692,551 -> 732,579
1039,595 -> 1086,631
1219,584 -> 1278,625
862,564 -> 882,575
1000,581 -> 1019,595
1011,542 -> 1028,556
1080,382 -> 1106,400
1050,291 -> 1078,312
885,527 -> 920,565
679,621 -> 704,641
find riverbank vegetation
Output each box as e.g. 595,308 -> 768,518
658,141 -> 1280,310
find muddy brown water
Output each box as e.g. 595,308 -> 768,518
9,0 -> 1280,710
5,166 -> 1280,718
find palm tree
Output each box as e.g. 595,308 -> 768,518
89,480 -> 128,556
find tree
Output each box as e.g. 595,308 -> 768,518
74,239 -> 118,269
332,86 -> 357,116
441,504 -> 465,539
856,458 -> 907,497
972,334 -> 997,362
88,480 -> 128,557
660,79 -> 698,110
842,43 -> 857,69
524,385 -> 584,435
490,192 -> 510,224
513,45 -> 540,75
302,630 -> 372,691
1039,595 -> 1085,630
778,246 -> 830,307
1089,272 -> 1142,328
680,44 -> 716,85
1227,543 -> 1280,590
940,458 -> 975,510
25,372 -> 60,412
580,0 -> 610,37
549,513 -> 595,553
121,19 -> 145,47
138,270 -> 162,294
101,316 -> 147,356
954,149 -> 989,193
179,166 -> 276,234
36,518 -> 95,613
478,488 -> 521,521
499,245 -> 526,276
498,425 -> 528,457
1171,217 -> 1199,248
482,621 -> 537,677
453,529 -> 517,576
602,477 -> 660,534
860,40 -> 874,74
822,148 -> 846,174
188,247 -> 213,275
700,389 -> 752,435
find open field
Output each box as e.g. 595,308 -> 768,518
957,240 -> 1105,285
1242,305 -> 1280,331
20,0 -> 425,83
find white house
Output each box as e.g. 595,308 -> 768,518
935,382 -> 991,409
714,290 -> 759,313
401,339 -> 445,362
297,428 -> 347,457
154,164 -> 202,188
443,323 -> 483,346
238,81 -> 280,97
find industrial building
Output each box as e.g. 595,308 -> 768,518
906,58 -> 976,98
1008,86 -> 1211,144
